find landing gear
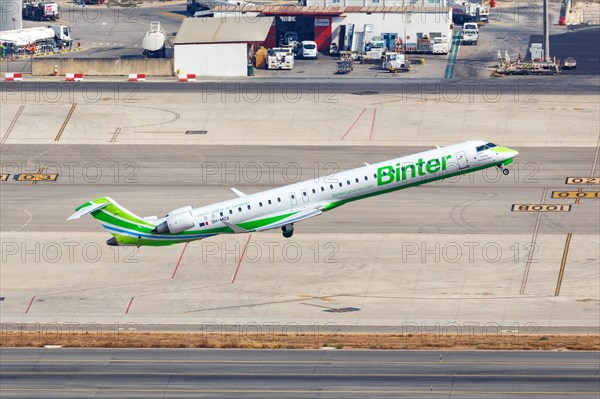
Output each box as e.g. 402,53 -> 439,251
498,164 -> 510,175
282,224 -> 294,238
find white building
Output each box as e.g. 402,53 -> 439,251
212,5 -> 452,53
173,17 -> 273,77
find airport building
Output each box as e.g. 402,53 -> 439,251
173,17 -> 273,77
212,5 -> 453,53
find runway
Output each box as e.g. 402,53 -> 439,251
1,144 -> 598,327
1,348 -> 599,398
1,145 -> 598,235
1,77 -> 599,95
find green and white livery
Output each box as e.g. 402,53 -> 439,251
68,141 -> 518,247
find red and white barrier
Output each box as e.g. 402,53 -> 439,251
5,73 -> 23,81
128,73 -> 146,82
65,73 -> 83,82
178,74 -> 196,82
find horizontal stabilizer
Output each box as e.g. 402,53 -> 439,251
67,201 -> 109,221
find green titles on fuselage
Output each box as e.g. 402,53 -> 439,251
377,155 -> 452,186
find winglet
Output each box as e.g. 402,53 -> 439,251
231,188 -> 246,197
223,221 -> 248,233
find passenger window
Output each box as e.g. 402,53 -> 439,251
259,202 -> 263,207
346,180 -> 350,185
238,207 -> 242,212
229,209 -> 233,215
321,187 -> 324,192
268,199 -> 272,205
355,178 -> 359,183
220,212 -> 223,217
247,205 -> 251,210
329,184 -> 334,189
303,192 -> 307,196
291,195 -> 295,199
277,197 -> 281,202
364,176 -> 368,181
312,189 -> 316,194
339,182 -> 343,187
373,173 -> 377,178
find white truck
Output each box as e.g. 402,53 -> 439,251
0,25 -> 72,52
383,52 -> 410,72
22,1 -> 60,21
432,36 -> 450,54
461,29 -> 478,45
267,47 -> 294,70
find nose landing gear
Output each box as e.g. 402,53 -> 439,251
282,224 -> 294,238
498,164 -> 510,175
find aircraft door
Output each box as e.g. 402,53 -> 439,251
289,192 -> 297,206
456,151 -> 469,169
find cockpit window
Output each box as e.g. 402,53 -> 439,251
476,143 -> 497,152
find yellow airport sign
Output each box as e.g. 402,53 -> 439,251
565,177 -> 600,185
512,204 -> 572,212
552,191 -> 600,199
13,173 -> 59,182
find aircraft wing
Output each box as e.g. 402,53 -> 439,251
253,208 -> 322,232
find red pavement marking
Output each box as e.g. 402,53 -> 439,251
369,109 -> 377,141
25,296 -> 35,314
125,297 -> 135,314
171,242 -> 189,279
340,108 -> 367,141
231,234 -> 252,284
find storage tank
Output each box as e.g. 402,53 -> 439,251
0,0 -> 23,32
142,21 -> 166,58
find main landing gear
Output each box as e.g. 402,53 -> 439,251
498,164 -> 510,175
282,224 -> 294,238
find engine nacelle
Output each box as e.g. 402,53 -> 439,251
155,206 -> 195,234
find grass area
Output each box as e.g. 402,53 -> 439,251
1,332 -> 598,350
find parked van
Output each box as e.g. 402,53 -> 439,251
463,22 -> 479,32
299,40 -> 318,59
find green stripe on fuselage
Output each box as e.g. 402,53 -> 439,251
324,161 -> 506,211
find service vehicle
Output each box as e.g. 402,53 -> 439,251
267,47 -> 294,70
299,40 -> 318,59
22,1 -> 59,21
461,29 -> 478,45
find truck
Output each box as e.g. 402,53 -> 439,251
0,25 -> 72,53
267,47 -> 294,70
432,36 -> 450,54
383,52 -> 410,73
142,21 -> 167,58
461,29 -> 478,45
22,1 -> 59,21
452,1 -> 489,24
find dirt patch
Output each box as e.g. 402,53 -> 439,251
1,331 -> 598,350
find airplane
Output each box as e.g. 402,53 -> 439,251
68,141 -> 518,247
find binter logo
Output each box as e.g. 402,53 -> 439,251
377,155 -> 452,186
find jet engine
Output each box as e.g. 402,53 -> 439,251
155,206 -> 195,234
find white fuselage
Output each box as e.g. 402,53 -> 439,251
162,141 -> 515,233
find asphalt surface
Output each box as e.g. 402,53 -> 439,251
1,348 -> 599,399
1,145 -> 598,235
1,78 -> 599,94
